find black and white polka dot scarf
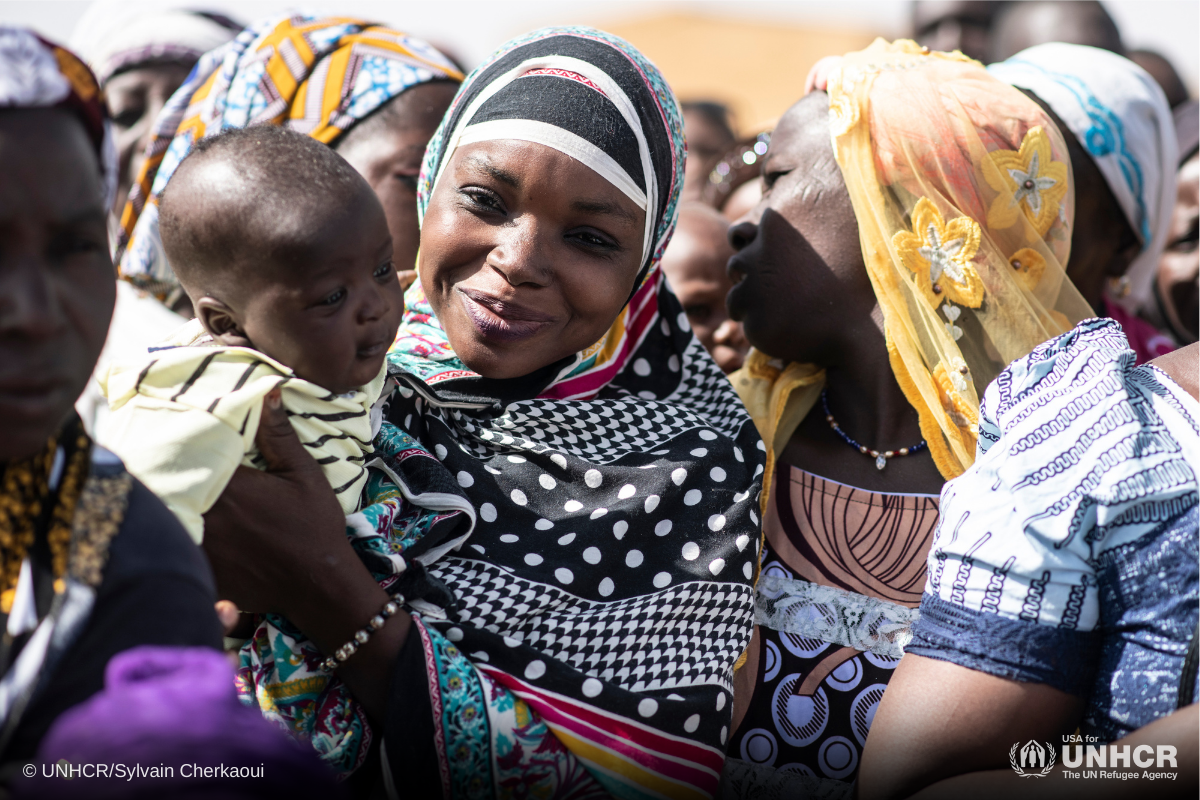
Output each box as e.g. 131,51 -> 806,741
386,28 -> 764,790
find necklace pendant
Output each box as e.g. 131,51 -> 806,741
820,390 -> 926,471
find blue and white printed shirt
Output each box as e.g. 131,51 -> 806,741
908,319 -> 1199,741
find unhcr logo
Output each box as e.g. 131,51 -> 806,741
1009,740 -> 1057,778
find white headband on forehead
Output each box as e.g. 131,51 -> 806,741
431,55 -> 658,270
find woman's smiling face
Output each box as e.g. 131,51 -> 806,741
419,139 -> 646,380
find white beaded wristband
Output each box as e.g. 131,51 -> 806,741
320,594 -> 404,672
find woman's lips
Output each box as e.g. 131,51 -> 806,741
725,256 -> 750,322
0,376 -> 69,418
725,277 -> 749,323
457,287 -> 555,343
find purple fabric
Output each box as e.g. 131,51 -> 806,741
1103,298 -> 1177,363
16,646 -> 342,798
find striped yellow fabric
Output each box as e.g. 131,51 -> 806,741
100,320 -> 386,543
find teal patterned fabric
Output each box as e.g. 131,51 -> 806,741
412,617 -> 609,800
424,621 -> 492,798
236,421 -> 474,775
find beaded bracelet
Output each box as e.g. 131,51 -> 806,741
320,594 -> 404,672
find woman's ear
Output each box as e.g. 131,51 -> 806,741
195,297 -> 253,348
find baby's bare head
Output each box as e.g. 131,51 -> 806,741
159,125 -> 403,394
160,125 -> 375,300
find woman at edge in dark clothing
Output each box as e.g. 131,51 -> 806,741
0,28 -> 223,778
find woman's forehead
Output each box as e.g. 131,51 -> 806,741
767,95 -> 838,179
775,95 -> 830,151
0,109 -> 104,215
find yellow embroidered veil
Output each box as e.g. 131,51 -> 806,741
732,40 -> 1093,488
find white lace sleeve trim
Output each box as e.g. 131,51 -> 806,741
754,573 -> 919,658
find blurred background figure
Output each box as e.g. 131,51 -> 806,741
911,0 -> 1004,61
68,6 -> 241,230
702,132 -> 771,222
1129,48 -> 1191,108
69,6 -> 241,440
983,3 -> 1194,110
1143,100 -> 1199,345
660,203 -> 748,373
913,2 -> 1194,113
681,100 -> 736,200
989,0 -> 1123,61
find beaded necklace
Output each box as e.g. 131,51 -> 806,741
820,390 -> 927,470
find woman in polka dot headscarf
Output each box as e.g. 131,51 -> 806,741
373,26 -> 764,799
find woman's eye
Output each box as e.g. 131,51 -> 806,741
762,170 -> 788,191
49,232 -> 105,259
462,188 -> 504,213
569,230 -> 617,251
1168,223 -> 1198,253
111,107 -> 144,130
685,304 -> 711,320
395,174 -> 419,192
374,260 -> 395,279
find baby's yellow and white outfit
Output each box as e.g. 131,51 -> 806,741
100,319 -> 387,543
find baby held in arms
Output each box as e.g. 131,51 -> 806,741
100,126 -> 474,775
103,126 -> 404,540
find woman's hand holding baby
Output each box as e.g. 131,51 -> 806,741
202,389 -> 348,615
203,391 -> 409,720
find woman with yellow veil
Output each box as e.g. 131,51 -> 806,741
720,40 -> 1092,796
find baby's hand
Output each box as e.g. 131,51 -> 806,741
216,600 -> 243,667
216,600 -> 240,634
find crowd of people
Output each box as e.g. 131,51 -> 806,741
0,1 -> 1195,798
